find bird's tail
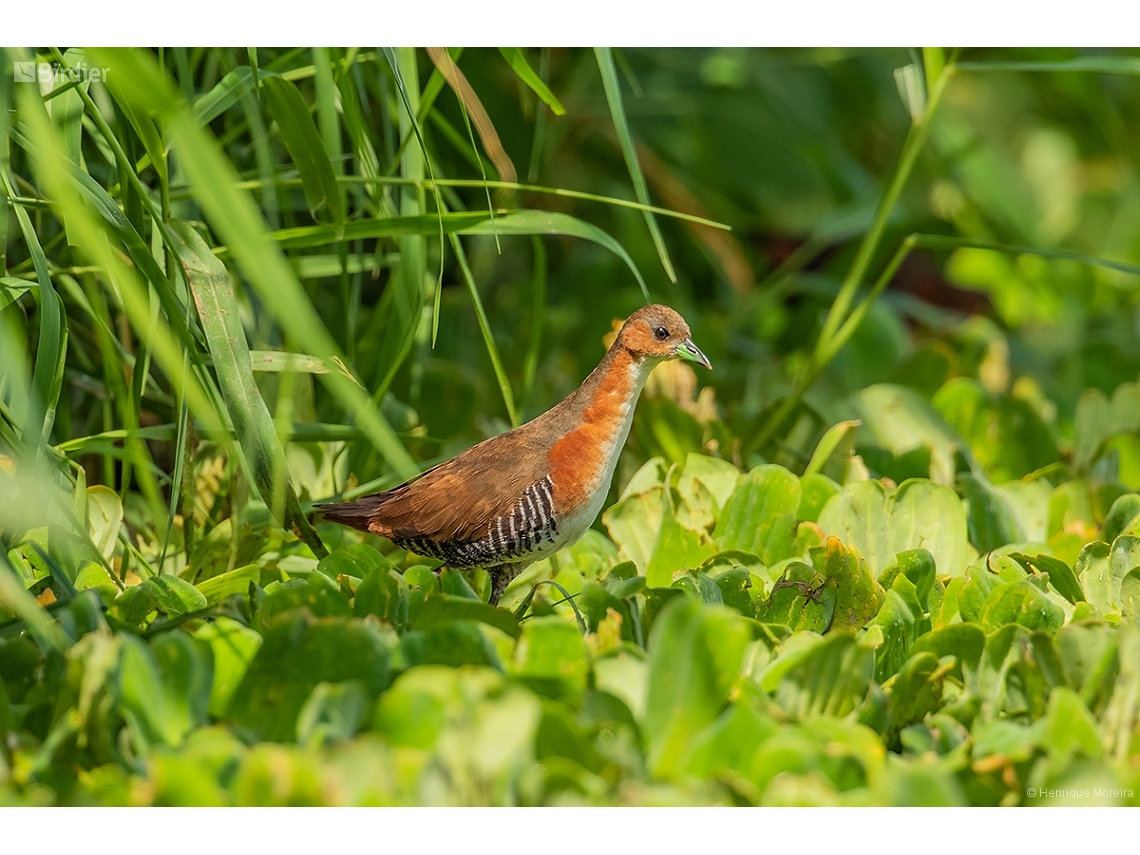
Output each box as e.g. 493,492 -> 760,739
314,492 -> 392,533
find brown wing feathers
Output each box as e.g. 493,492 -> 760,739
317,420 -> 554,545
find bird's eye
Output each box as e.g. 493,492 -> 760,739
654,327 -> 669,341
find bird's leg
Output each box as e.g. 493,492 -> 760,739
487,565 -> 521,607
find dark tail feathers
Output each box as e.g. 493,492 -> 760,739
314,492 -> 392,532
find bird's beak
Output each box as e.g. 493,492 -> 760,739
676,338 -> 712,370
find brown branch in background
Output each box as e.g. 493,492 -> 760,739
635,141 -> 754,294
426,47 -> 517,187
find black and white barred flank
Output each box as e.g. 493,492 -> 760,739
392,476 -> 559,567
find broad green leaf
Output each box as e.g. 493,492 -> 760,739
1012,551 -> 1084,605
890,480 -> 970,579
400,622 -> 502,670
317,543 -> 390,581
644,599 -> 750,777
374,666 -> 541,784
1048,480 -> 1125,541
979,579 -> 1064,633
878,548 -> 936,610
194,564 -> 259,606
678,452 -> 741,512
117,634 -> 210,748
909,623 -> 986,681
354,565 -> 409,629
1103,493 -> 1140,543
1121,568 -> 1140,626
1055,621 -> 1118,712
846,384 -> 960,485
1109,535 -> 1140,611
1076,541 -> 1113,615
603,487 -> 664,574
672,572 -> 723,606
262,75 -> 344,224
767,633 -> 875,720
193,617 -> 262,718
818,478 -> 968,579
619,456 -> 669,499
498,48 -> 566,115
883,652 -> 948,734
714,464 -> 800,565
151,632 -> 214,734
116,575 -> 208,623
227,612 -> 391,741
412,594 -> 520,640
85,485 -> 122,561
811,536 -> 885,632
512,616 -> 589,693
684,698 -> 779,779
868,574 -> 924,682
798,473 -> 841,524
296,680 -> 368,747
256,574 -> 352,629
933,378 -> 1059,481
960,473 -> 1021,553
1044,686 -> 1102,760
646,486 -> 718,588
754,559 -> 836,632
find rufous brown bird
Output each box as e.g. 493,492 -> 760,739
318,305 -> 711,605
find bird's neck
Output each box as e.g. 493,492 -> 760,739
546,344 -> 657,512
575,343 -> 656,423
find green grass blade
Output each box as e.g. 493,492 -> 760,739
169,221 -> 324,556
15,70 -> 224,443
334,61 -> 382,211
594,47 -> 675,286
68,168 -> 203,351
383,47 -> 446,348
1,174 -> 65,451
449,233 -> 519,427
218,212 -> 486,254
87,48 -> 417,481
192,66 -> 255,126
180,175 -> 732,230
498,48 -> 566,116
262,75 -> 344,225
461,210 -> 650,302
116,94 -> 168,187
240,209 -> 649,300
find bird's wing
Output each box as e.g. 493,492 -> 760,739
352,422 -> 554,544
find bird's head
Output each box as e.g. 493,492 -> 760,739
616,304 -> 712,370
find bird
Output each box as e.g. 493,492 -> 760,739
317,305 -> 712,606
